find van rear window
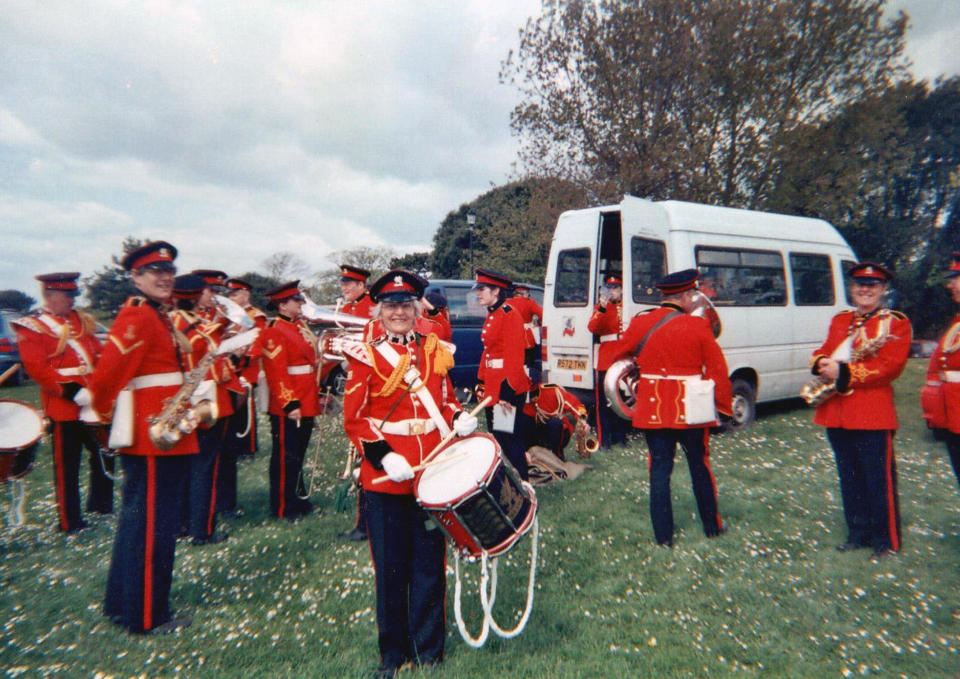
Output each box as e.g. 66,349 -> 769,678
631,237 -> 667,304
790,253 -> 835,306
555,248 -> 591,307
696,247 -> 787,306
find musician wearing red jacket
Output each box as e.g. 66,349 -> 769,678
508,283 -> 543,384
260,280 -> 319,520
923,252 -> 960,491
523,383 -> 588,460
170,274 -> 236,545
343,270 -> 476,678
12,272 -> 110,532
811,262 -> 911,559
587,273 -> 629,449
612,269 -> 732,547
475,268 -> 533,480
339,264 -> 376,318
87,241 -> 197,634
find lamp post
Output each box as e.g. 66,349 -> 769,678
467,213 -> 476,276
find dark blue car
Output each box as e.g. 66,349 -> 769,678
0,310 -> 24,386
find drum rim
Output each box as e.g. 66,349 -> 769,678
0,398 -> 45,452
414,432 -> 501,506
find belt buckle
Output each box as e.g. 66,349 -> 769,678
408,421 -> 425,435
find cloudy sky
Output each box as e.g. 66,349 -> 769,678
1,0 -> 957,299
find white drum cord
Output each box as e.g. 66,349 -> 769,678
452,513 -> 540,648
7,479 -> 26,528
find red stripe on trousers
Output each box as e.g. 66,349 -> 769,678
207,446 -> 220,534
53,423 -> 68,530
144,456 -> 156,630
701,428 -> 723,531
884,432 -> 900,552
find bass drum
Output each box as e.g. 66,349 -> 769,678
0,399 -> 43,482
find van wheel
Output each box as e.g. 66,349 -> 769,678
726,378 -> 756,430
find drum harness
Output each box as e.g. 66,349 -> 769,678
372,340 -> 541,648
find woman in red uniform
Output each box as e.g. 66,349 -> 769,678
922,252 -> 960,491
811,262 -> 911,559
88,241 -> 198,634
260,281 -> 320,520
343,270 -> 476,678
612,269 -> 732,546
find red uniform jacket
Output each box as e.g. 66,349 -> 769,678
507,296 -> 542,349
587,301 -> 623,371
238,306 -> 268,385
170,310 -> 237,424
343,333 -> 462,494
478,302 -> 532,402
12,310 -> 102,421
260,315 -> 320,417
424,308 -> 452,342
87,296 -> 198,456
523,383 -> 587,436
363,316 -> 445,343
341,292 -> 376,320
924,313 -> 960,432
811,308 -> 911,430
612,304 -> 733,429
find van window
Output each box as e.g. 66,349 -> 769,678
445,285 -> 488,327
696,247 -> 787,306
841,259 -> 857,306
630,237 -> 667,304
790,253 -> 835,306
555,248 -> 591,307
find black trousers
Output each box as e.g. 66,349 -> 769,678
268,414 -> 314,518
365,491 -> 446,669
594,370 -> 628,449
184,418 -> 227,539
643,428 -> 722,544
485,383 -> 532,480
530,418 -> 571,460
104,454 -> 190,633
50,420 -> 114,531
940,430 -> 960,491
826,428 -> 901,551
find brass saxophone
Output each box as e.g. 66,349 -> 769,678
148,351 -> 219,450
801,315 -> 892,406
574,418 -> 599,458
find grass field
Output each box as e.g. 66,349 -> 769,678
2,359 -> 960,678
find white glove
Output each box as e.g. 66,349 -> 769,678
381,452 -> 415,482
453,412 -> 478,437
73,388 -> 92,407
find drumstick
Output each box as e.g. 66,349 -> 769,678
370,450 -> 470,485
369,396 -> 492,485
0,363 -> 21,388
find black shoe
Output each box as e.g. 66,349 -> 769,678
219,508 -> 244,519
871,547 -> 896,561
656,539 -> 673,548
146,616 -> 192,634
191,531 -> 229,546
374,665 -> 398,679
339,527 -> 367,542
704,525 -> 726,538
836,542 -> 869,552
66,520 -> 91,534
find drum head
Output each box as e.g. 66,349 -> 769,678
0,400 -> 44,451
416,434 -> 497,506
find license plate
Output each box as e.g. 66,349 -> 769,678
556,357 -> 587,371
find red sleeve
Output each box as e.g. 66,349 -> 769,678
88,305 -> 154,420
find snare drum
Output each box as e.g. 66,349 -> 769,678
415,433 -> 537,560
0,399 -> 43,481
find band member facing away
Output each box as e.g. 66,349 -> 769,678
474,268 -> 533,480
170,274 -> 236,545
12,272 -> 111,532
87,241 -> 198,634
339,264 -> 376,318
342,269 -> 477,678
611,269 -> 732,547
422,290 -> 452,342
587,273 -> 629,449
260,280 -> 319,521
507,283 -> 543,385
923,252 -> 960,491
523,383 -> 589,461
811,262 -> 911,559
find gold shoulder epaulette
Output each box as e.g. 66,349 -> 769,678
128,296 -> 147,307
77,310 -> 98,336
888,309 -> 908,321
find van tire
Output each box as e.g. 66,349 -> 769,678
727,378 -> 756,430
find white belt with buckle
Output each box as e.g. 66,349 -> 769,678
287,365 -> 313,375
127,372 -> 184,390
599,333 -> 619,343
485,358 -> 504,369
640,373 -> 700,381
379,419 -> 437,436
57,366 -> 88,376
942,371 -> 960,383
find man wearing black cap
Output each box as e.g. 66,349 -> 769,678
260,281 -> 319,520
612,269 -> 732,546
811,261 -> 910,559
343,269 -> 476,678
87,240 -> 198,633
12,272 -> 111,532
339,264 -> 376,318
923,252 -> 960,492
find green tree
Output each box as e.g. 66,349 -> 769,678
0,290 -> 35,312
84,236 -> 146,319
311,246 -> 396,304
389,252 -> 432,276
501,0 -> 908,207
